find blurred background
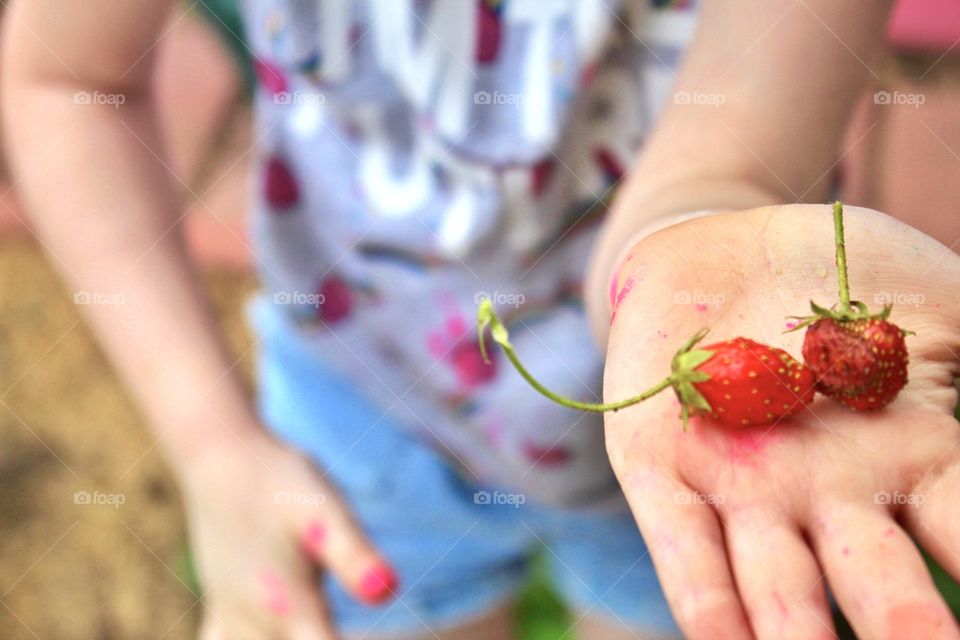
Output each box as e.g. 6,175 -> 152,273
1,1 -> 959,638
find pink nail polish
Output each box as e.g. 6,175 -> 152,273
357,565 -> 398,605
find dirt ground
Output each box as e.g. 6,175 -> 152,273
0,239 -> 256,639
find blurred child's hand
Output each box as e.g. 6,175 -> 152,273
182,434 -> 396,640
603,204 -> 960,640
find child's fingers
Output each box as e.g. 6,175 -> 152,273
619,466 -> 754,640
810,501 -> 960,640
903,447 -> 960,583
724,508 -> 835,639
297,505 -> 398,606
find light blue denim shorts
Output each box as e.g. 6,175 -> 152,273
253,302 -> 679,637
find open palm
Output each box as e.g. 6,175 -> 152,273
604,205 -> 960,640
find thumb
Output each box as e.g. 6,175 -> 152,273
297,504 -> 399,606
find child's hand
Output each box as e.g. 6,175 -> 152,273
604,205 -> 960,640
182,435 -> 395,640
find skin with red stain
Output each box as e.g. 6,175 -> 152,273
609,274 -> 636,325
693,419 -> 786,466
258,568 -> 292,616
887,602 -> 948,638
771,590 -> 789,618
302,520 -> 327,553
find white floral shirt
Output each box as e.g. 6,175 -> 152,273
243,0 -> 698,507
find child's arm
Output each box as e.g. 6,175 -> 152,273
3,3 -> 393,636
2,0 -> 253,475
587,0 -> 893,342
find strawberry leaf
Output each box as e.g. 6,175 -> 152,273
810,300 -> 835,317
675,327 -> 711,355
673,348 -> 715,373
675,380 -> 712,413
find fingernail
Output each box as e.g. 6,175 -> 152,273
357,565 -> 398,605
302,520 -> 327,553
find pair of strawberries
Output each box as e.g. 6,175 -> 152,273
478,202 -> 910,429
666,309 -> 907,428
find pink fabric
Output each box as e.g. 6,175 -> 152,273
887,0 -> 960,52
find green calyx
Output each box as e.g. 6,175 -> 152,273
669,328 -> 715,430
787,299 -> 893,332
786,201 -> 898,332
478,298 -> 712,415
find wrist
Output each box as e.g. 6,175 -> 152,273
160,411 -> 273,489
586,179 -> 785,344
175,432 -> 270,494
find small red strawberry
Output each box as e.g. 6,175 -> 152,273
789,202 -> 910,411
686,337 -> 816,427
802,316 -> 908,411
477,301 -> 816,429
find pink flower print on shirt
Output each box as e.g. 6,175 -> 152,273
427,307 -> 497,390
483,414 -> 507,448
476,0 -> 504,63
254,58 -> 288,96
530,158 -> 556,198
593,146 -> 625,185
316,276 -> 353,324
580,60 -> 600,89
264,156 -> 301,210
520,438 -> 572,467
450,339 -> 497,387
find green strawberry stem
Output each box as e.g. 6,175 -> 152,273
787,200 -> 896,330
477,299 -> 677,413
833,200 -> 852,314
